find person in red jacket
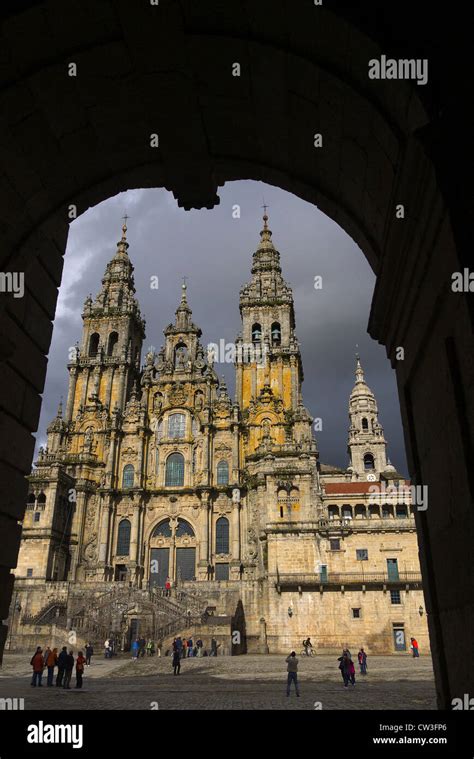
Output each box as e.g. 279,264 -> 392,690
30,647 -> 44,687
75,651 -> 86,689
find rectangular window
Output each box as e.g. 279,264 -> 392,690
26,568 -> 33,577
356,549 -> 368,561
34,512 -> 41,522
215,563 -> 229,581
329,539 -> 340,551
352,608 -> 361,618
396,506 -> 407,518
390,590 -> 401,604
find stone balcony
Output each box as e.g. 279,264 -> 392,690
273,570 -> 423,593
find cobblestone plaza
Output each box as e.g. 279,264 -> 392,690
0,654 -> 436,711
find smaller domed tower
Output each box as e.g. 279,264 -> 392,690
347,355 -> 388,479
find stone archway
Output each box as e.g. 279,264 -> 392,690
0,1 -> 472,709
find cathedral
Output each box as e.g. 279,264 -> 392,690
10,214 -> 429,655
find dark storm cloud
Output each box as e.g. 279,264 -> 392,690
36,181 -> 408,474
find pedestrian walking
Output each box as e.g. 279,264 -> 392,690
63,650 -> 74,689
85,643 -> 94,666
75,651 -> 86,688
338,652 -> 355,687
165,577 -> 171,597
30,647 -> 44,687
410,637 -> 420,657
285,651 -> 300,697
172,649 -> 181,676
56,646 -> 68,687
358,648 -> 368,674
187,637 -> 193,657
46,647 -> 58,686
182,638 -> 187,659
132,639 -> 140,660
210,638 -> 218,657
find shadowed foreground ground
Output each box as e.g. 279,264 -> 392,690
0,654 -> 436,710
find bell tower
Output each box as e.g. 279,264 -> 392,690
64,219 -> 146,428
347,355 -> 388,479
236,212 -> 312,458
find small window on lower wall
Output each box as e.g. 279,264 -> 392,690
34,512 -> 41,522
356,549 -> 368,561
329,539 -> 340,551
390,590 -> 401,604
215,563 -> 229,581
27,568 -> 33,577
352,608 -> 361,618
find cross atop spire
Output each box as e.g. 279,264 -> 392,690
121,213 -> 130,241
261,201 -> 269,230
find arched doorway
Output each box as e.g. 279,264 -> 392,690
0,1 -> 471,709
149,518 -> 197,587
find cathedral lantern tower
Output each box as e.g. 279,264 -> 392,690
347,355 -> 388,479
64,219 -> 146,428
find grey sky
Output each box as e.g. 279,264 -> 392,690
36,181 -> 408,474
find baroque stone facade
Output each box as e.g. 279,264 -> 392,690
12,216 -> 429,654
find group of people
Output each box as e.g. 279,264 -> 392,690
131,638 -> 161,659
285,645 -> 369,696
29,645 -> 91,689
170,636 -> 219,673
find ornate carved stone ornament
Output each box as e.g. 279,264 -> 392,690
169,381 -> 187,407
82,535 -> 97,564
121,446 -> 138,459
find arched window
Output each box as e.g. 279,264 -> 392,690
37,492 -> 46,510
217,460 -> 229,485
216,517 -> 230,554
153,519 -> 172,538
168,413 -> 185,439
362,417 -> 369,430
271,322 -> 281,346
122,464 -> 135,488
155,447 -> 159,473
252,323 -> 262,343
176,518 -> 195,537
27,493 -> 36,510
116,519 -> 131,555
364,453 -> 375,470
165,453 -> 184,486
88,332 -> 100,356
107,331 -> 119,356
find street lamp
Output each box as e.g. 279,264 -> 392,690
419,605 -> 424,617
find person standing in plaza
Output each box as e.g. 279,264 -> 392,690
75,651 -> 86,688
132,638 -> 139,660
30,646 -> 44,687
187,637 -> 193,657
165,577 -> 171,597
46,647 -> 58,686
285,651 -> 300,697
358,647 -> 368,675
85,643 -> 93,666
63,650 -> 74,689
56,646 -> 68,687
410,637 -> 420,657
172,648 -> 181,675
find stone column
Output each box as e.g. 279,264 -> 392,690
196,492 -> 208,580
117,365 -> 127,410
98,501 -> 112,564
65,367 -> 78,423
69,488 -> 87,579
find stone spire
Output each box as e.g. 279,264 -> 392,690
84,218 -> 143,322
